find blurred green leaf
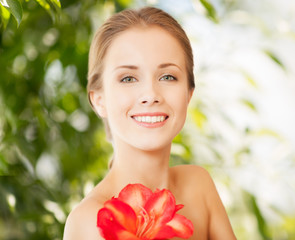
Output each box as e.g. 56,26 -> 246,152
35,0 -> 51,10
242,71 -> 258,89
5,0 -> 22,27
35,0 -> 61,10
114,0 -> 132,11
0,154 -> 9,175
254,128 -> 283,139
264,50 -> 285,70
190,107 -> 207,129
35,0 -> 61,23
0,4 -> 11,30
282,216 -> 295,239
50,0 -> 61,8
248,194 -> 271,240
200,0 -> 218,23
240,99 -> 257,112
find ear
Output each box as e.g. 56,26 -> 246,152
187,88 -> 194,103
89,90 -> 107,118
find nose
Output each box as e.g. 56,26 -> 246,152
138,82 -> 162,106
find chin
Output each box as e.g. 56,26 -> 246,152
133,141 -> 171,152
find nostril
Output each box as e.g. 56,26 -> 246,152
140,97 -> 160,105
141,100 -> 159,104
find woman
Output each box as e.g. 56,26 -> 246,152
63,7 -> 236,240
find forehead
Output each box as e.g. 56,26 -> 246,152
103,26 -> 186,69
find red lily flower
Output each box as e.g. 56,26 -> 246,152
97,184 -> 194,240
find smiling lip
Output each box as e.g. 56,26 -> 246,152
131,112 -> 169,128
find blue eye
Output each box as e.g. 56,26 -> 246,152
160,75 -> 177,81
121,76 -> 137,83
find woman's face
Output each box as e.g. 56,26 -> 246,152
91,26 -> 193,151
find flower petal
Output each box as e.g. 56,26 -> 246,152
118,183 -> 153,214
103,198 -> 137,233
152,225 -> 176,239
175,204 -> 184,212
97,208 -> 140,240
139,189 -> 177,238
144,189 -> 176,223
165,214 -> 194,238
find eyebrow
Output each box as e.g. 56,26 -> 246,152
158,63 -> 181,70
115,65 -> 139,70
114,63 -> 182,71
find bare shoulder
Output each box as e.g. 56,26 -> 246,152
171,164 -> 213,187
63,196 -> 104,240
170,164 -> 222,199
173,165 -> 221,206
171,165 -> 236,240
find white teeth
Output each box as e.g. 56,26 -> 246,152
133,115 -> 166,123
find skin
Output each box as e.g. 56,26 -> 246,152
63,26 -> 236,240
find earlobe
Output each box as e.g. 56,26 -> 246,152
89,90 -> 107,118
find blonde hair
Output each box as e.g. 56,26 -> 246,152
87,6 -> 195,140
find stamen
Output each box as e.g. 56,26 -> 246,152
136,207 -> 157,238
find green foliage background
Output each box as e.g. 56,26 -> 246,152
1,0 -> 295,239
1,0 -> 112,239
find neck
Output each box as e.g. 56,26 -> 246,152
107,140 -> 172,192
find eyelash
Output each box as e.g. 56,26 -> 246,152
120,74 -> 177,83
159,75 -> 177,81
120,76 -> 137,83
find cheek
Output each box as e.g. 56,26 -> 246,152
173,91 -> 190,124
170,89 -> 190,111
105,87 -> 134,117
